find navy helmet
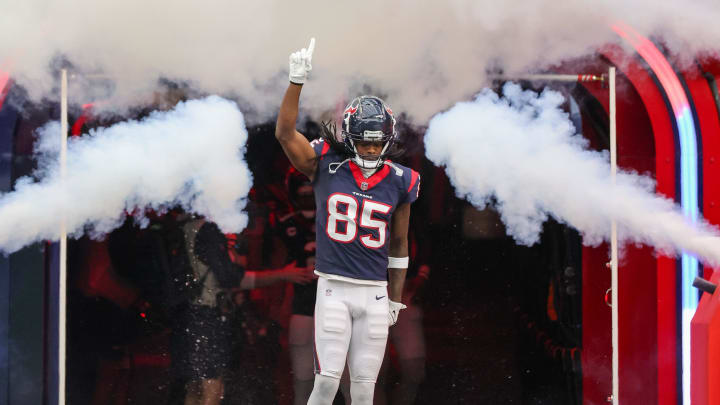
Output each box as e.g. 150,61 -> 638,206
340,96 -> 397,169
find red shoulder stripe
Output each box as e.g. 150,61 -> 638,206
408,169 -> 419,192
320,141 -> 330,160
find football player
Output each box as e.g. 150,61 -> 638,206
275,38 -> 421,405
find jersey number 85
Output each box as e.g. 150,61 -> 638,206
326,193 -> 391,249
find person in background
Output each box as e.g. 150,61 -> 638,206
67,234 -> 151,405
164,212 -> 312,405
274,167 -> 320,404
385,262 -> 430,405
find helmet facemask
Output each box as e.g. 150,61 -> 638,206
344,132 -> 394,169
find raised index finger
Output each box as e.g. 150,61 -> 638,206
307,37 -> 316,58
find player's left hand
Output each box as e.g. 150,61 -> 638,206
289,37 -> 315,84
388,299 -> 407,326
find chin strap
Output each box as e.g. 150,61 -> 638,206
328,158 -> 351,174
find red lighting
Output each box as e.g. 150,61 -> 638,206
0,70 -> 10,111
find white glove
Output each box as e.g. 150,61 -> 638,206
388,299 -> 407,327
289,37 -> 315,84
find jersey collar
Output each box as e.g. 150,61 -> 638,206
348,161 -> 390,191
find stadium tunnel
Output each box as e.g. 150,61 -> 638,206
1,27 -> 720,405
0,72 -> 589,405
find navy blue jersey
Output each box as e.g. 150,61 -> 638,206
311,138 -> 420,281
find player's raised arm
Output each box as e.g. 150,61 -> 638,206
276,38 -> 318,181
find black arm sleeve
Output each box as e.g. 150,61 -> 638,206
194,222 -> 243,288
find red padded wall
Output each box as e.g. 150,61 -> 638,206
577,54 -> 660,404
691,272 -> 720,405
687,58 -> 720,405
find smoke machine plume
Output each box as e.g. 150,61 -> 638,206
424,83 -> 720,266
2,0 -> 720,121
0,96 -> 252,254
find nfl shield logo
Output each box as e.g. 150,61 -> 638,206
361,182 -> 368,191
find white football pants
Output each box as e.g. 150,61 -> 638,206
309,277 -> 389,404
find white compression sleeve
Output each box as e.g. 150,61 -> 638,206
388,256 -> 409,268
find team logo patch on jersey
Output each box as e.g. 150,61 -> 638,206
361,181 -> 368,191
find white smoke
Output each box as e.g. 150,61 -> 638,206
1,0 -> 719,121
425,83 -> 720,266
0,96 -> 252,254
